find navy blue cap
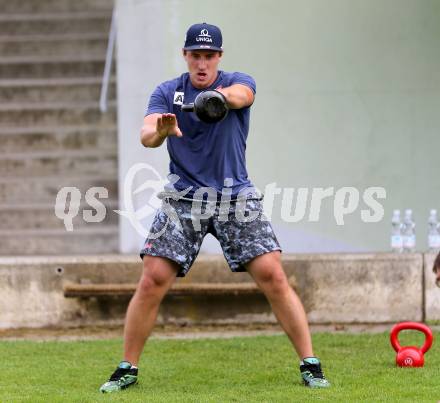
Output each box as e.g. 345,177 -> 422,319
183,22 -> 223,52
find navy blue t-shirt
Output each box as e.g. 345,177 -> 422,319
145,71 -> 256,198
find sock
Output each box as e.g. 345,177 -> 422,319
119,361 -> 132,369
301,357 -> 320,366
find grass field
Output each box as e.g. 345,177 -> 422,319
0,331 -> 438,402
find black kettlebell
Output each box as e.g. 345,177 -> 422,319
181,90 -> 228,123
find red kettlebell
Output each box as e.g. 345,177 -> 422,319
390,322 -> 433,367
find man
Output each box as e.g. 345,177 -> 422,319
100,22 -> 330,393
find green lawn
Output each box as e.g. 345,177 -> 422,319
0,332 -> 438,402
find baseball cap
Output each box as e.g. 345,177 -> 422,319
183,22 -> 223,52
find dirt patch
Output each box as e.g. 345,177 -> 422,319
0,322 -> 421,341
0,323 -> 281,341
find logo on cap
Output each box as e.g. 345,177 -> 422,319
197,29 -> 212,43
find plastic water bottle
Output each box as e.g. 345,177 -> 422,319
391,209 -> 403,253
402,209 -> 416,252
428,209 -> 440,252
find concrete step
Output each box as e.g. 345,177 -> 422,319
0,12 -> 111,35
0,77 -> 116,103
0,55 -> 109,79
0,125 -> 117,153
0,102 -> 116,127
0,201 -> 119,230
0,0 -> 114,13
0,149 -> 117,178
0,33 -> 109,57
0,176 -> 118,204
0,227 -> 119,255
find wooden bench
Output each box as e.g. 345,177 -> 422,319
63,278 -> 297,298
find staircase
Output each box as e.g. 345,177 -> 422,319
0,0 -> 119,254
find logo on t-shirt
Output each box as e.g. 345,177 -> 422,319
173,91 -> 184,105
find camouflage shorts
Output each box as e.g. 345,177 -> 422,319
139,195 -> 282,277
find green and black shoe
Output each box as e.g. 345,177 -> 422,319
99,361 -> 138,393
300,357 -> 330,388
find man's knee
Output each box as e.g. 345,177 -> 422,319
261,268 -> 289,295
137,256 -> 178,297
248,252 -> 289,294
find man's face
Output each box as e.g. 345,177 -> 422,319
183,50 -> 222,89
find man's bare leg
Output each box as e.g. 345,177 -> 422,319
245,251 -> 313,359
123,256 -> 179,366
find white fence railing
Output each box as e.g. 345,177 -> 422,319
100,8 -> 117,113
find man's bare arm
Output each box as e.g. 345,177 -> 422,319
140,113 -> 183,148
216,84 -> 254,109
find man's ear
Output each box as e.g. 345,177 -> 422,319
433,253 -> 440,273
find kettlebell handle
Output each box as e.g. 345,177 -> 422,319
390,322 -> 433,354
181,103 -> 194,112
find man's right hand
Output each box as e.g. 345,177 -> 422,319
157,113 -> 183,138
141,113 -> 182,148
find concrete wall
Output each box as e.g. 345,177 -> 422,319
0,253 -> 430,329
116,0 -> 440,254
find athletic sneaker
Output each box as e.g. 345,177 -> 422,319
300,357 -> 330,388
99,361 -> 138,393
